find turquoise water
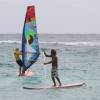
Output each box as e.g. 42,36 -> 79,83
0,34 -> 100,100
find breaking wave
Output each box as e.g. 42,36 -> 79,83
0,40 -> 100,46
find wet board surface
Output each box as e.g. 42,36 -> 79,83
23,82 -> 85,90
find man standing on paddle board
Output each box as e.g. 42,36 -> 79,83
14,48 -> 23,76
43,49 -> 62,87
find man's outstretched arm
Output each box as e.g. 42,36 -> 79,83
43,51 -> 52,57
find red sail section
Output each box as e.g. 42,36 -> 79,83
25,6 -> 36,23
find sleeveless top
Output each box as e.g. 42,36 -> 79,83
14,51 -> 20,61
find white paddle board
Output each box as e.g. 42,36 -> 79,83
23,82 -> 85,90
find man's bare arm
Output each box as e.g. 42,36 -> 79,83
44,61 -> 52,65
44,56 -> 56,65
43,51 -> 52,57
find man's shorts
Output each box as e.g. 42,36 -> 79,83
51,69 -> 58,77
16,59 -> 23,67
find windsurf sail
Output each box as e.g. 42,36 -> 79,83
22,5 -> 40,70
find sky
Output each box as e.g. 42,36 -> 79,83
0,0 -> 100,34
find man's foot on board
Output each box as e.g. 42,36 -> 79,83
53,84 -> 56,87
18,74 -> 21,76
59,83 -> 62,87
19,73 -> 25,76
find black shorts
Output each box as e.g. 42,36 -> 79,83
16,59 -> 23,67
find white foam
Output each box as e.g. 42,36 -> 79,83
0,40 -> 100,46
58,42 -> 100,46
40,41 -> 100,46
0,40 -> 21,44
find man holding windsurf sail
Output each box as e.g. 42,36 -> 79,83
14,48 -> 34,76
14,48 -> 23,76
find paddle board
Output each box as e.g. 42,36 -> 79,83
23,82 -> 85,90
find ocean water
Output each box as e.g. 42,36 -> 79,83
0,34 -> 100,100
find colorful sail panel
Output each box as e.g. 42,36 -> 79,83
22,5 -> 40,69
